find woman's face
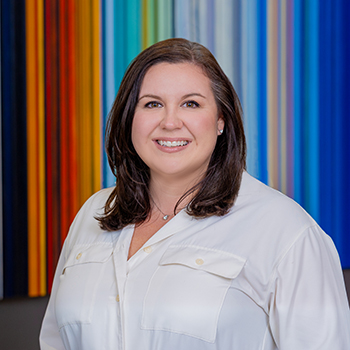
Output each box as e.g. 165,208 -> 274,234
132,62 -> 224,183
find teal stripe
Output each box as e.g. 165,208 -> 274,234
102,0 -> 117,187
304,0 -> 320,221
126,0 -> 141,65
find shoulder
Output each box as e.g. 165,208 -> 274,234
63,187 -> 116,251
213,172 -> 323,266
234,172 -> 316,231
78,187 -> 115,215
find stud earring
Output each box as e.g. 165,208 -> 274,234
219,129 -> 223,134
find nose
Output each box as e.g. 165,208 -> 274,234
159,107 -> 183,130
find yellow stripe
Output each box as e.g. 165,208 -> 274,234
78,0 -> 84,203
37,0 -> 47,296
78,0 -> 90,203
26,0 -> 39,297
76,0 -> 84,205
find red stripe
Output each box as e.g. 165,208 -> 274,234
45,0 -> 53,292
67,0 -> 79,230
59,0 -> 69,246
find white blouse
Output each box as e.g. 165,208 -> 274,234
40,172 -> 350,349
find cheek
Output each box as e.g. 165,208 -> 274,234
191,116 -> 219,141
131,114 -> 147,147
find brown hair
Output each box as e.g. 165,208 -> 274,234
97,38 -> 246,231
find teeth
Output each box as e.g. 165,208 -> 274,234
157,140 -> 188,147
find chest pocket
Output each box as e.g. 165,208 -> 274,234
55,244 -> 113,328
141,245 -> 246,343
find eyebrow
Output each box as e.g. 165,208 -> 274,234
138,92 -> 206,101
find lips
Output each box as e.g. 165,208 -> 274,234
157,140 -> 189,147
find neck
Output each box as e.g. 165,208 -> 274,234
149,173 -> 202,215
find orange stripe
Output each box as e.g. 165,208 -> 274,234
77,0 -> 87,204
51,0 -> 61,288
44,0 -> 53,291
59,0 -> 70,245
79,0 -> 93,202
26,0 -> 40,297
37,0 -> 47,296
85,0 -> 93,199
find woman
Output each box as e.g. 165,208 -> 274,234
40,38 -> 350,349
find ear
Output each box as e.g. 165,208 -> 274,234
217,116 -> 225,136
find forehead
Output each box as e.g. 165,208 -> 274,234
140,62 -> 212,95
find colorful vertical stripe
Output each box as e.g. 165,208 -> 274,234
1,0 -> 350,298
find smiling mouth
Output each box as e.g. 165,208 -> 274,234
157,140 -> 189,147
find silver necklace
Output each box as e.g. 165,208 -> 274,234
151,198 -> 171,220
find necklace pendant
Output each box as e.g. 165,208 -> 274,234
163,215 -> 169,220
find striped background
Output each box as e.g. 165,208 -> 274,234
1,0 -> 350,298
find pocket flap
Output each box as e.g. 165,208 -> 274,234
159,245 -> 246,279
63,244 -> 113,272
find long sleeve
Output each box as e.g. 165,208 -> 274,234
268,225 -> 350,349
39,239 -> 68,350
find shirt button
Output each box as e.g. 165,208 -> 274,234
143,246 -> 152,253
116,295 -> 120,302
76,253 -> 82,260
195,258 -> 204,265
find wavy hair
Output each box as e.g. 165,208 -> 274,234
97,38 -> 246,231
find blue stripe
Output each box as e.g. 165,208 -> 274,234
206,0 -> 215,54
340,0 -> 350,268
257,0 -> 268,184
174,0 -> 192,39
242,0 -> 259,177
318,0 -> 333,244
335,0 -> 349,266
293,0 -> 303,205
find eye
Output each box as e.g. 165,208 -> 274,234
182,100 -> 199,108
145,101 -> 162,108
